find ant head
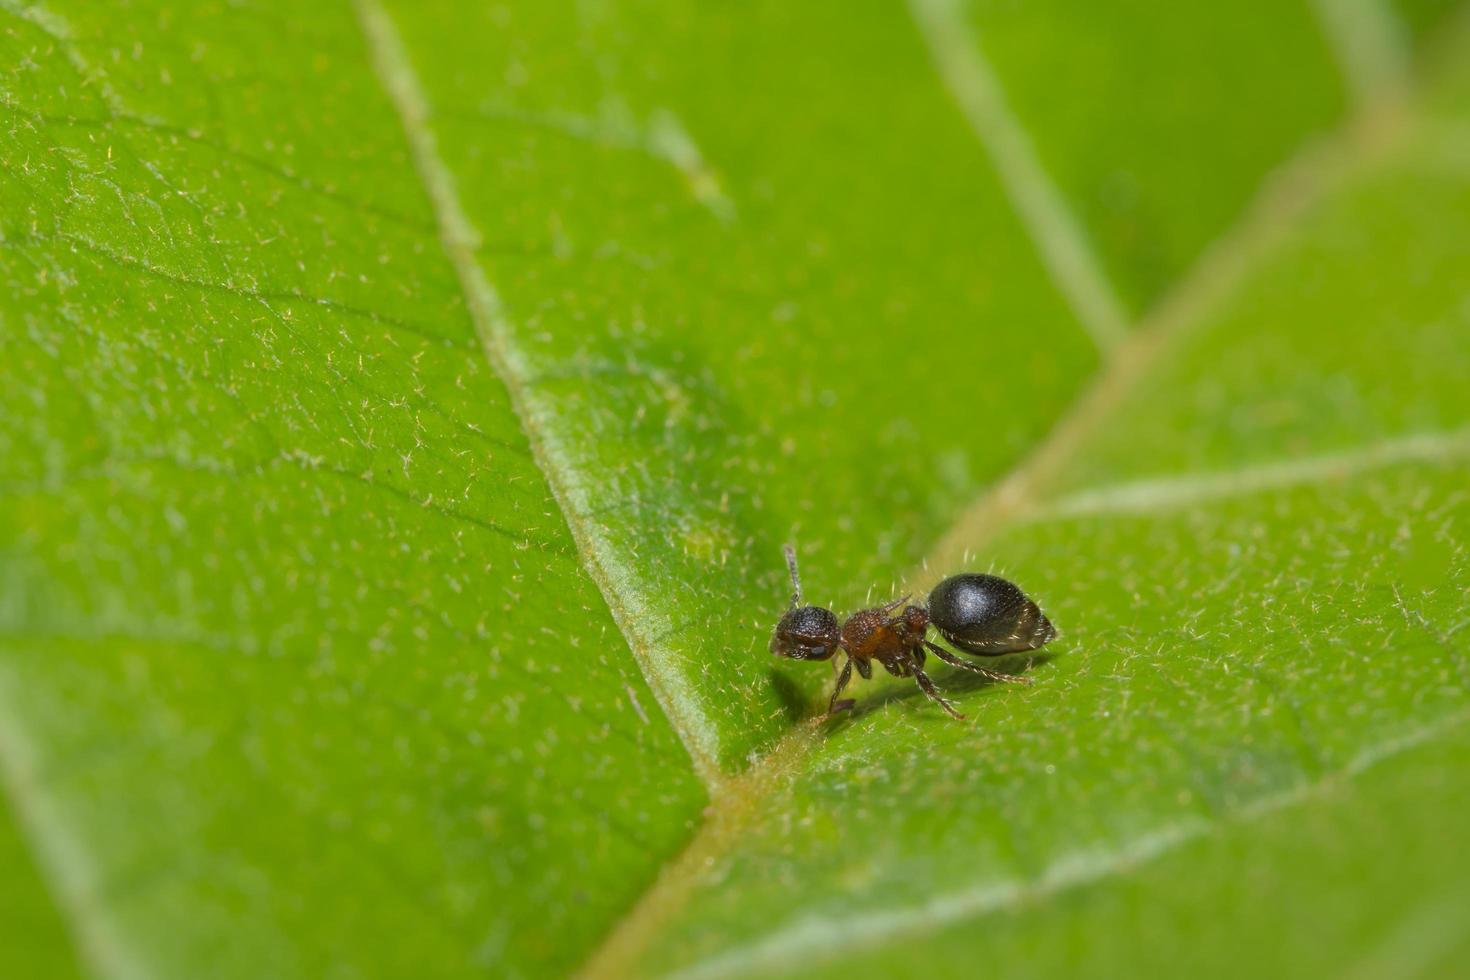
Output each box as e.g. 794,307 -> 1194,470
771,605 -> 841,661
770,543 -> 841,660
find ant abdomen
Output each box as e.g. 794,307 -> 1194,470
927,573 -> 1055,656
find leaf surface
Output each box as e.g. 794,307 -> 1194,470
0,3 -> 702,976
2,1 -> 1468,978
0,791 -> 81,979
598,18 -> 1470,976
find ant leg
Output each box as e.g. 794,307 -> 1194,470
828,656 -> 855,715
853,656 -> 873,681
910,664 -> 964,720
924,640 -> 1032,685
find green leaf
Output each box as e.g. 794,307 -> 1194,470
934,0 -> 1348,312
591,14 -> 1470,978
0,790 -> 82,979
3,1 -> 1468,979
0,3 -> 703,976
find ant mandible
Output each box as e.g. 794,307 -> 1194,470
769,545 -> 1056,719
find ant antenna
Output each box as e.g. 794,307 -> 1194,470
782,543 -> 803,608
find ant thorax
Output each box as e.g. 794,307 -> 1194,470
838,607 -> 894,660
840,603 -> 926,661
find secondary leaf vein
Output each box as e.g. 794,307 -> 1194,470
663,707 -> 1470,980
1312,0 -> 1412,107
1030,427 -> 1470,523
908,0 -> 1129,354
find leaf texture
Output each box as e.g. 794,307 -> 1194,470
2,1 -> 1468,978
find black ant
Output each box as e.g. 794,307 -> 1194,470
769,545 -> 1056,719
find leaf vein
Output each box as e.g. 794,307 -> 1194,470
577,48 -> 1427,976
909,104 -> 1398,592
0,670 -> 149,980
351,0 -> 725,789
1029,427 -> 1470,523
1312,0 -> 1412,107
662,707 -> 1470,980
908,0 -> 1129,354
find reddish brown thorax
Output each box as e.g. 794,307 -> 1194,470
841,603 -> 928,662
839,608 -> 894,660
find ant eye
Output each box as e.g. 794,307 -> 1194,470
792,644 -> 829,660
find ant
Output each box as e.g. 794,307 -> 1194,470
769,545 -> 1056,720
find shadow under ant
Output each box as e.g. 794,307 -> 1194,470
766,667 -> 811,726
822,650 -> 1059,728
